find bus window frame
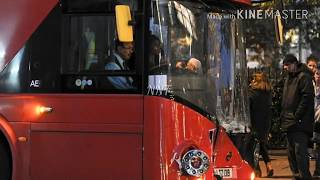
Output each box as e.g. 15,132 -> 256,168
60,0 -> 143,14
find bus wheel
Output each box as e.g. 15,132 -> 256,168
0,138 -> 11,180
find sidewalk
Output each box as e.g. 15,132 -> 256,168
269,149 -> 287,156
256,149 -> 316,180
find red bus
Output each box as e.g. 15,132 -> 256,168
0,0 -> 254,179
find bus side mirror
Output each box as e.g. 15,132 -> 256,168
115,5 -> 133,42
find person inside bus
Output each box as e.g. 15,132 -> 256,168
105,39 -> 135,89
149,35 -> 164,68
175,58 -> 203,74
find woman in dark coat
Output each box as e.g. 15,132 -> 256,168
249,72 -> 273,177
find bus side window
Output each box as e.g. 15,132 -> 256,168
83,27 -> 98,70
63,16 -> 116,73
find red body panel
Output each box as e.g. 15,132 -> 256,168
0,95 -> 253,180
0,94 -> 143,180
30,132 -> 142,180
144,96 -> 253,180
213,129 -> 253,179
144,96 -> 215,179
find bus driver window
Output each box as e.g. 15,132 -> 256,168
104,4 -> 136,90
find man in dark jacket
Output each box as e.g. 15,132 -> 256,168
281,54 -> 315,180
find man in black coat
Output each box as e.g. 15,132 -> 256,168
281,54 -> 315,180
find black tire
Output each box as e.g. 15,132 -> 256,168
0,138 -> 12,180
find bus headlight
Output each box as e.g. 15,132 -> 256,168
250,171 -> 255,180
181,149 -> 210,177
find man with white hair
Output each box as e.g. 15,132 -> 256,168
175,58 -> 202,74
186,58 -> 202,74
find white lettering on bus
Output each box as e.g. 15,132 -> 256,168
30,80 -> 40,88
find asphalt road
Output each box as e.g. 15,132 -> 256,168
256,150 -> 316,180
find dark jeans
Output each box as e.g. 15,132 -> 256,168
259,139 -> 271,164
287,131 -> 312,180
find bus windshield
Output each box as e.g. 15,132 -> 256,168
147,0 -> 251,132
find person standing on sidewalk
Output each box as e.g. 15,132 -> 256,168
306,55 -> 318,161
313,67 -> 320,178
281,54 -> 314,180
248,72 -> 274,177
306,55 -> 318,76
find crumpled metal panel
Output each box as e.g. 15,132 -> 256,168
144,96 -> 253,179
